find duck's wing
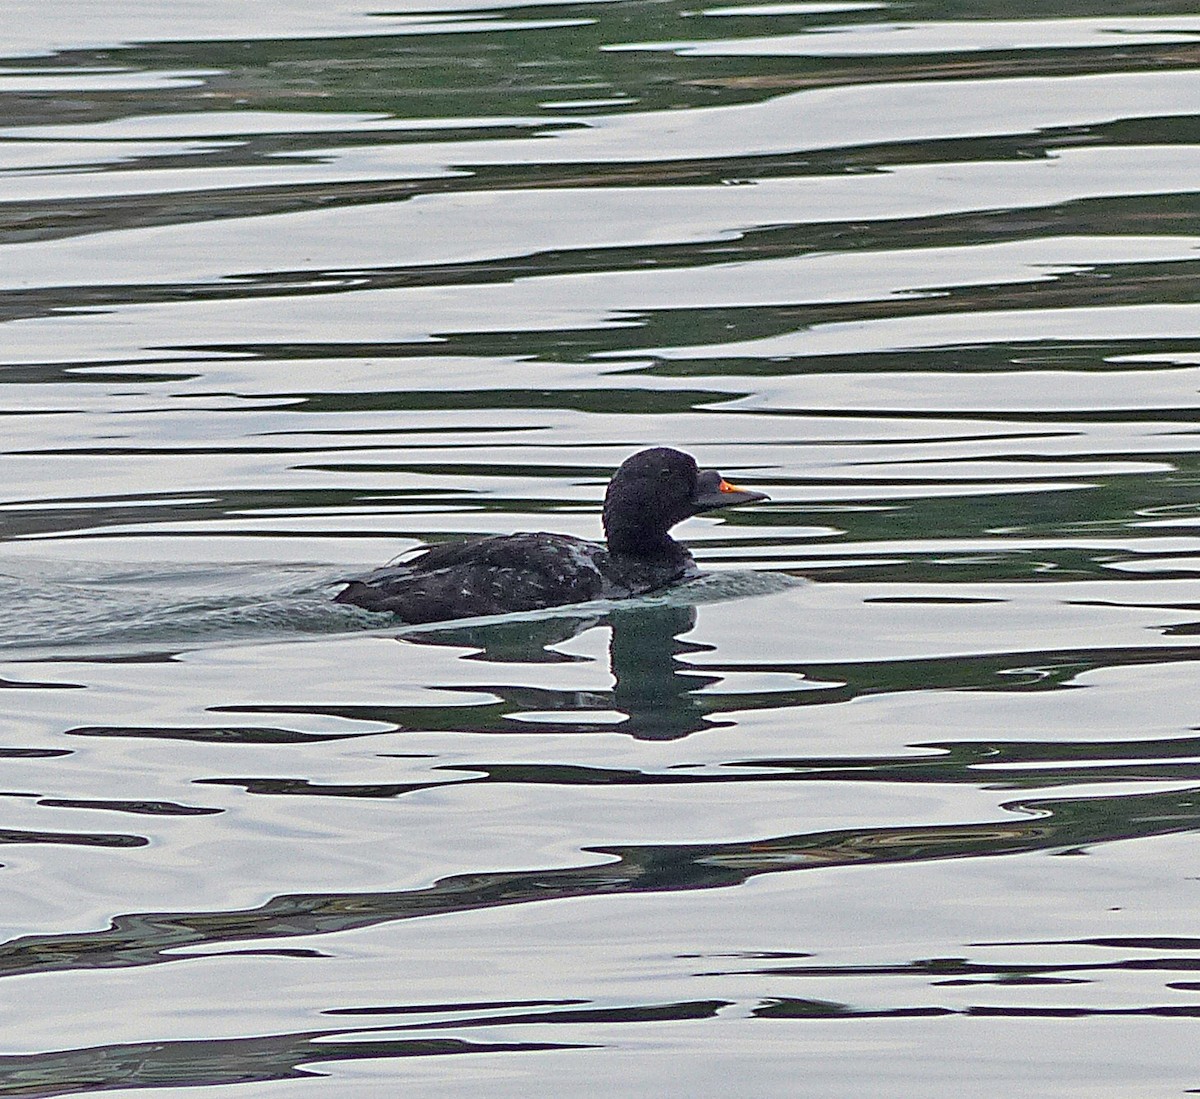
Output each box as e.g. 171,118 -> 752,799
334,534 -> 611,622
333,535 -> 505,589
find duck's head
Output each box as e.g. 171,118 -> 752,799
602,447 -> 769,557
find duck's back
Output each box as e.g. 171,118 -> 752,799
334,532 -> 624,623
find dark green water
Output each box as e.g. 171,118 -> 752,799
2,2 -> 1200,1094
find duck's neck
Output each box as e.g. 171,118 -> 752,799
604,523 -> 684,562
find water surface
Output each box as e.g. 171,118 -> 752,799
2,1 -> 1200,1094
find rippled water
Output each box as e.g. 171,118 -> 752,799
3,1 -> 1200,1094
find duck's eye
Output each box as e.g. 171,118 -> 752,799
658,468 -> 673,481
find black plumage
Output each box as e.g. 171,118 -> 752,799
333,447 -> 768,623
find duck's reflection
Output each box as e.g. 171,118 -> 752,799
609,605 -> 723,740
410,603 -> 720,740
